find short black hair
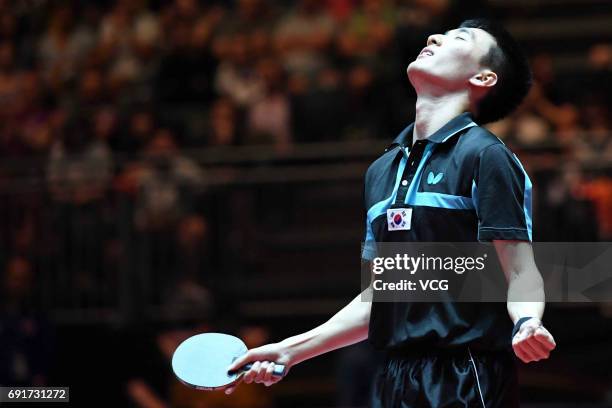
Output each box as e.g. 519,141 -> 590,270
459,19 -> 532,124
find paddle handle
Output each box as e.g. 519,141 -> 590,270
242,363 -> 286,377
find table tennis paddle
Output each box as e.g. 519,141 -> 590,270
171,332 -> 286,391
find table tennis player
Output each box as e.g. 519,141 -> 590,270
227,18 -> 556,407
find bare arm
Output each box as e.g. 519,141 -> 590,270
225,285 -> 372,393
494,240 -> 556,363
494,240 -> 545,322
278,287 -> 372,365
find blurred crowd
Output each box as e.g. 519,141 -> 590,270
0,0 -> 606,153
0,0 -> 609,236
0,0 -> 611,403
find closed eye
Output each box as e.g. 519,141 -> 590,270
455,36 -> 466,41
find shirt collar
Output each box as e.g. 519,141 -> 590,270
387,112 -> 477,150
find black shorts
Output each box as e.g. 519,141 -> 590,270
371,348 -> 519,408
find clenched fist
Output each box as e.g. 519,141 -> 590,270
512,317 -> 556,363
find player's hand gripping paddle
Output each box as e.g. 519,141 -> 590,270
171,333 -> 286,391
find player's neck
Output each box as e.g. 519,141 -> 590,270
413,92 -> 469,145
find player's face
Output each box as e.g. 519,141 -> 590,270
407,27 -> 497,92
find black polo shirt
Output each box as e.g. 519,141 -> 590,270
363,112 -> 533,352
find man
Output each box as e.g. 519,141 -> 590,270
227,19 -> 556,407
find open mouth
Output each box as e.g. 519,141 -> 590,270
418,49 -> 434,58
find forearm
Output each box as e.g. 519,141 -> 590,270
280,289 -> 371,365
505,257 -> 545,324
494,240 -> 546,324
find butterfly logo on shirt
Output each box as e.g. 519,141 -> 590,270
427,171 -> 444,185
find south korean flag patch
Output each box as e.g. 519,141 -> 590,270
387,208 -> 412,231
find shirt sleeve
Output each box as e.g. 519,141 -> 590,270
361,219 -> 377,261
361,168 -> 377,261
474,143 -> 532,242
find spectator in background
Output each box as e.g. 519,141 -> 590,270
274,0 -> 336,76
14,71 -> 53,155
129,128 -> 207,304
549,103 -> 581,146
213,0 -> 274,88
75,68 -> 108,111
1,68 -> 54,158
98,1 -> 133,53
335,0 -> 400,135
92,106 -> 119,154
38,5 -> 95,89
206,97 -> 241,148
108,5 -> 161,105
512,111 -> 553,148
157,8 -> 219,105
98,0 -> 154,58
520,78 -> 582,148
538,162 -> 599,241
574,99 -> 612,162
336,0 -> 397,65
47,113 -> 113,205
246,58 -> 292,150
92,1 -> 152,105
133,128 -> 205,232
46,113 -> 113,304
214,32 -> 264,108
112,106 -> 157,158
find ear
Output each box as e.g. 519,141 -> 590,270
469,70 -> 498,89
